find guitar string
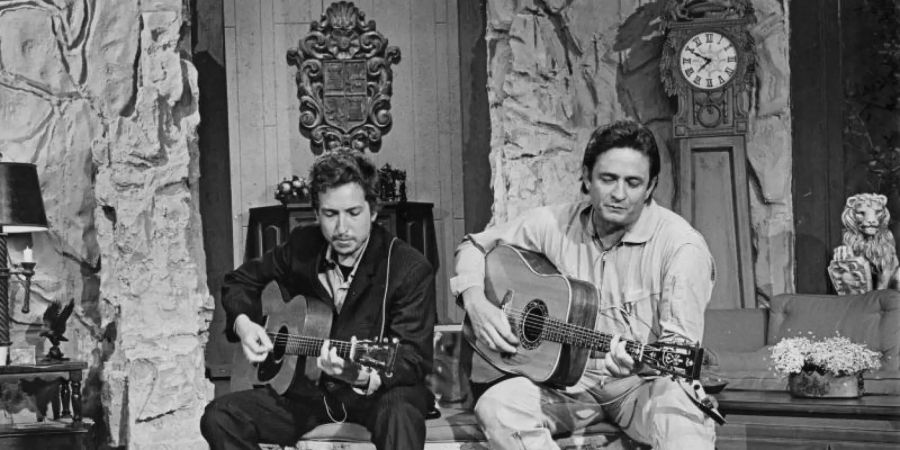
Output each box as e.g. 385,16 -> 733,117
500,306 -> 630,348
508,307 -> 696,373
263,333 -> 393,365
498,306 -> 694,364
260,315 -> 690,371
495,308 -> 675,369
265,333 -> 357,355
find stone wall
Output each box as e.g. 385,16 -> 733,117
0,0 -> 212,448
485,0 -> 793,302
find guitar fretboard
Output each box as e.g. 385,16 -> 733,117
267,332 -> 355,358
504,308 -> 648,361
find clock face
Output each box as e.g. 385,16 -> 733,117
679,31 -> 739,90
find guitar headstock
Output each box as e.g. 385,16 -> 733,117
642,342 -> 704,381
350,337 -> 400,377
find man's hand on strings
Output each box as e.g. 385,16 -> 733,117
603,335 -> 636,378
461,287 -> 519,354
235,314 -> 273,363
317,339 -> 369,387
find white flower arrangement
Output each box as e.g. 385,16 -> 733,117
771,335 -> 882,377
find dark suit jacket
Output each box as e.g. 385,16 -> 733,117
222,223 -> 436,396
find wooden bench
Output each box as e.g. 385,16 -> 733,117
247,328 -> 646,449
260,407 -> 645,450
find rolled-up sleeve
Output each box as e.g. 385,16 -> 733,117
658,243 -> 715,344
449,209 -> 552,298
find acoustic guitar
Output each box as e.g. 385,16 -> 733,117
231,281 -> 399,394
464,244 -> 705,388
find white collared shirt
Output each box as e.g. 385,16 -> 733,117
450,200 -> 715,372
318,237 -> 369,313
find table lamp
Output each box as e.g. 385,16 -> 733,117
0,162 -> 49,364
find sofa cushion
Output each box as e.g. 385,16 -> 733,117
702,345 -> 782,391
864,369 -> 900,395
703,308 -> 768,352
703,346 -> 772,371
767,290 -> 900,371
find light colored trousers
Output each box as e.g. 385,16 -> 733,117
473,371 -> 716,450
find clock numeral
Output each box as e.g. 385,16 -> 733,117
685,68 -> 694,76
705,33 -> 713,43
725,67 -> 735,75
718,75 -> 726,84
706,78 -> 713,88
693,75 -> 702,85
682,57 -> 692,65
727,56 -> 737,62
693,37 -> 702,47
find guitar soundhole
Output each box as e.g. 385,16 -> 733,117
256,325 -> 288,383
271,325 -> 288,361
518,300 -> 548,350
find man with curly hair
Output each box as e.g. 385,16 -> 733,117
202,150 -> 436,450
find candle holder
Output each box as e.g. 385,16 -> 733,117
0,162 -> 49,356
10,260 -> 37,314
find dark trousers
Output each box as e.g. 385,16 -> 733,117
201,384 -> 429,450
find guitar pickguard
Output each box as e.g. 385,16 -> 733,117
254,323 -> 290,384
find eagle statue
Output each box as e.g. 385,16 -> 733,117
40,298 -> 75,362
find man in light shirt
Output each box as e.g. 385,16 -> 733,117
451,120 -> 717,449
202,150 -> 435,450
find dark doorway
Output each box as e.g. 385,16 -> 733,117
192,0 -> 235,389
458,0 -> 492,234
791,0 -> 900,294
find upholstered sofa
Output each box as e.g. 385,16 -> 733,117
702,289 -> 900,395
272,289 -> 900,449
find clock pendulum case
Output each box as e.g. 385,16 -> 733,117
659,1 -> 758,309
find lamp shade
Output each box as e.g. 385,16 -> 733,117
0,162 -> 48,233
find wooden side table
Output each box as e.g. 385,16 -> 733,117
716,390 -> 900,449
0,361 -> 92,450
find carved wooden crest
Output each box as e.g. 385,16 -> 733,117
286,2 -> 401,154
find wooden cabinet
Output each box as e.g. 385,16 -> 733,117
244,202 -> 439,272
0,361 -> 91,450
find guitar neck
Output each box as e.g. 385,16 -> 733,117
509,311 -> 649,362
511,309 -> 702,380
267,332 -> 354,358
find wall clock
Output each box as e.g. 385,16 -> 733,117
659,0 -> 758,309
678,30 -> 738,91
661,17 -> 754,135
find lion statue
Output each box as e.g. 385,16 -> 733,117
831,193 -> 900,291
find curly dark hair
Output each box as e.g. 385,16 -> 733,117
580,119 -> 661,195
308,150 -> 380,210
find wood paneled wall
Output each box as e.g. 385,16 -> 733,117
224,0 -> 466,322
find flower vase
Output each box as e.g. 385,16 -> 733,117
788,370 -> 863,398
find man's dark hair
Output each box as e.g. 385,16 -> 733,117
308,150 -> 380,210
580,119 -> 660,194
